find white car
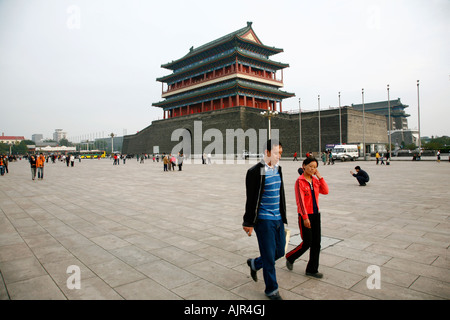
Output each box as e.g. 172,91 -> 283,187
242,150 -> 263,159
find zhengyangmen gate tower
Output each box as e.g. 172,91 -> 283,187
122,23 -> 387,156
153,22 -> 294,119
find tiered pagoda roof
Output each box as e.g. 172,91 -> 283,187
152,22 -> 295,117
161,22 -> 283,70
352,98 -> 410,118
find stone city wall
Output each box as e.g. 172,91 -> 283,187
122,106 -> 387,157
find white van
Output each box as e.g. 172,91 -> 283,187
332,145 -> 359,161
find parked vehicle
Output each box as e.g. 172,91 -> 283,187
242,150 -> 263,159
332,145 -> 359,161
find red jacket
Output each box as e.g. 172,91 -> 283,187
295,174 -> 329,220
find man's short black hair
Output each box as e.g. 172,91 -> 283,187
355,166 -> 361,170
266,139 -> 282,152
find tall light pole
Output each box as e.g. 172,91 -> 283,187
387,84 -> 391,154
338,92 -> 342,145
110,133 -> 115,153
298,98 -> 302,158
261,110 -> 278,140
362,88 -> 366,158
417,80 -> 421,150
318,95 -> 321,154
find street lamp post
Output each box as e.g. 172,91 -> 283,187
338,92 -> 342,145
387,84 -> 391,155
260,110 -> 278,140
318,95 -> 321,154
110,133 -> 115,153
417,80 -> 421,150
298,98 -> 302,158
362,88 -> 366,159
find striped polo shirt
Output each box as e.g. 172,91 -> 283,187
258,163 -> 282,220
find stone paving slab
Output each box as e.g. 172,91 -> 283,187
0,157 -> 449,300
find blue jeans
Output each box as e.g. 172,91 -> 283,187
37,167 -> 44,179
252,219 -> 285,296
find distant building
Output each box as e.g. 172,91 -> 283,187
0,133 -> 25,145
352,98 -> 410,131
53,129 -> 67,142
123,23 -> 388,156
390,129 -> 419,147
95,136 -> 123,153
32,134 -> 44,143
152,21 -> 294,119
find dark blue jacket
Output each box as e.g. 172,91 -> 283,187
243,161 -> 287,227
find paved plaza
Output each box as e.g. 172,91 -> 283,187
0,156 -> 449,300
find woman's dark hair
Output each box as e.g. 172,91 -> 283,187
303,157 -> 318,167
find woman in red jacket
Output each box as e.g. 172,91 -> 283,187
286,157 -> 329,278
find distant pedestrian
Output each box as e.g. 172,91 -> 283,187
328,151 -> 334,165
375,151 -> 380,165
2,155 -> 9,173
437,150 -> 441,163
0,155 -> 5,176
163,154 -> 169,171
321,152 -> 327,165
171,155 -> 176,170
177,153 -> 184,171
70,154 -> 75,167
350,166 -> 369,186
29,155 -> 37,180
37,153 -> 45,179
293,152 -> 298,161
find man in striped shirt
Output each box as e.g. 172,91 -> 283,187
243,139 -> 287,300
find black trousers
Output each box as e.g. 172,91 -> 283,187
285,213 -> 321,273
356,176 -> 369,185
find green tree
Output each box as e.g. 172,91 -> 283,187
405,143 -> 417,150
423,136 -> 450,152
59,138 -> 72,147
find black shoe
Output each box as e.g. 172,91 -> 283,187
247,259 -> 257,282
286,259 -> 293,271
267,292 -> 283,300
306,272 -> 323,278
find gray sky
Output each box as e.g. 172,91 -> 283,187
1,0 -> 449,141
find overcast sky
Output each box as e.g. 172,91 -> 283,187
1,0 -> 449,141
